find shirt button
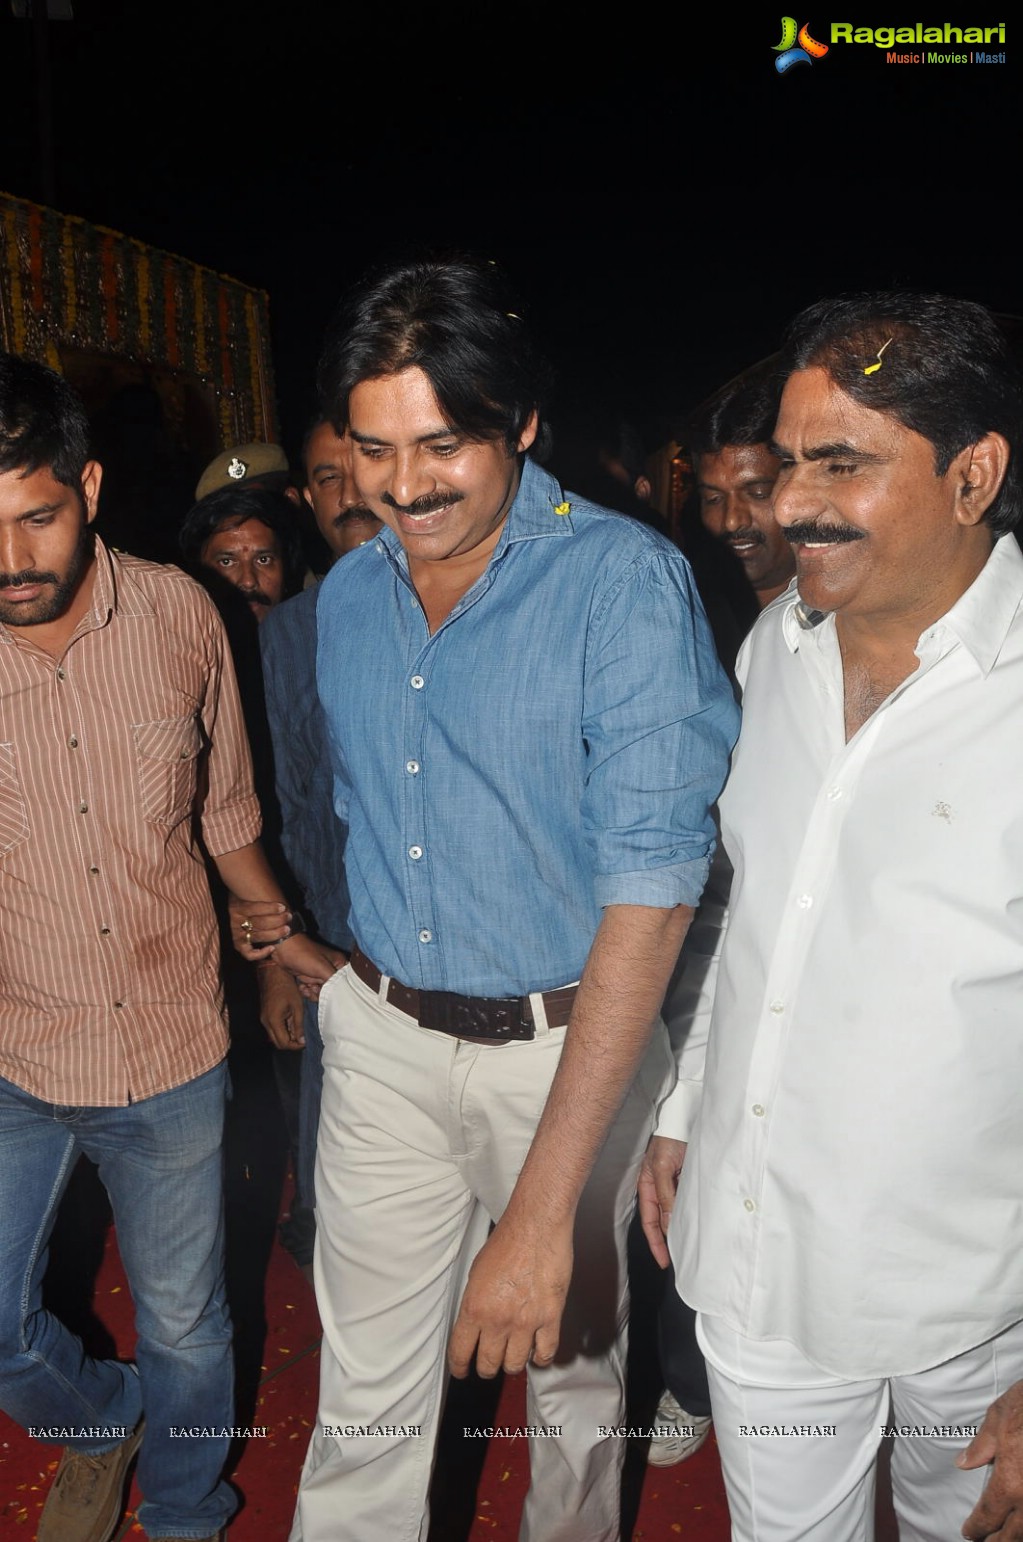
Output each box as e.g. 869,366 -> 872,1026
408,845 -> 423,860
56,667 -> 66,681
827,786 -> 843,800
100,926 -> 111,936
744,1198 -> 756,1213
410,598 -> 419,609
418,929 -> 433,944
752,1104 -> 765,1117
406,760 -> 420,775
796,893 -> 814,909
114,1000 -> 124,1009
89,865 -> 99,875
68,734 -> 78,748
410,675 -> 425,690
79,801 -> 89,814
769,999 -> 784,1014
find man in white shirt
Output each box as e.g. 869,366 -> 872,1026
640,291 -> 1023,1541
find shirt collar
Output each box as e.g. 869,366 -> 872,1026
925,534 -> 1023,675
82,536 -> 156,632
494,457 -> 577,550
779,535 -> 1023,673
373,455 -> 574,574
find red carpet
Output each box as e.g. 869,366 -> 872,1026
0,1149 -> 731,1541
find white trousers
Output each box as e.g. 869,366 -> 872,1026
697,1311 -> 1023,1542
291,963 -> 672,1542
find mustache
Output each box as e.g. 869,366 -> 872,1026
722,529 -> 764,547
380,491 -> 465,517
333,505 -> 379,527
0,569 -> 58,589
783,521 -> 864,546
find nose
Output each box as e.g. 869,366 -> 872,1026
0,523 -> 30,576
721,496 -> 748,533
770,463 -> 817,529
386,447 -> 435,510
233,559 -> 259,594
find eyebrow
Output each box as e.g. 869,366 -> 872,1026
310,461 -> 343,477
768,439 -> 885,464
17,501 -> 64,518
697,475 -> 776,490
348,427 -> 460,447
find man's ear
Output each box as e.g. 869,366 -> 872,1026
81,461 -> 103,524
952,433 -> 1010,528
516,410 -> 539,455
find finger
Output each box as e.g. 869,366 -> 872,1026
529,1319 -> 560,1370
641,1216 -> 670,1268
653,1164 -> 678,1221
958,1431 -> 998,1470
637,1169 -> 671,1268
261,1017 -> 293,1050
242,939 -> 278,961
961,1490 -> 1007,1540
251,925 -> 292,946
447,1313 -> 480,1379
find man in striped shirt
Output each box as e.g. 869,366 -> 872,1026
0,354 -> 334,1542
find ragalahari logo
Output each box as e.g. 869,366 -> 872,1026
773,17 -> 829,71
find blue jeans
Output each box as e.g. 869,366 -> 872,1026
0,1062 -> 237,1539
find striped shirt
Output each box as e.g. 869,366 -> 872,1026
0,539 -> 261,1105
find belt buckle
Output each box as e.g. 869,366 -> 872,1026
417,990 -> 534,1042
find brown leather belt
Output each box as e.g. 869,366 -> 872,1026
349,945 -> 577,1044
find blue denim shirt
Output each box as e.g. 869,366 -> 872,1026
259,584 -> 353,950
316,457 -> 738,996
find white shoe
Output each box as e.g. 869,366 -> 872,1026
646,1388 -> 712,1466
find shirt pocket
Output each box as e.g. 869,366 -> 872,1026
133,715 -> 202,827
0,742 -> 29,854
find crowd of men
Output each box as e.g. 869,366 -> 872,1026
0,264 -> 1021,1542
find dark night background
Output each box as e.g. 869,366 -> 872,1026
0,2 -> 1016,456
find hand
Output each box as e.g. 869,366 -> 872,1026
960,1379 -> 1023,1539
448,1213 -> 573,1380
229,895 -> 292,959
274,935 -> 345,1001
257,962 -> 305,1049
637,1135 -> 687,1269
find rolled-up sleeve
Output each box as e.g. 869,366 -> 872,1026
197,600 -> 262,856
583,548 -> 739,910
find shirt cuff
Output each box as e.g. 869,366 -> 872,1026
202,795 -> 263,857
655,1077 -> 703,1142
595,855 -> 711,911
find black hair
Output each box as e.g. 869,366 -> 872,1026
686,358 -> 783,461
318,257 -> 552,454
299,414 -> 332,478
179,483 -> 305,596
783,291 -> 1023,537
0,351 -> 91,487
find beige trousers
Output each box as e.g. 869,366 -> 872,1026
290,962 -> 672,1542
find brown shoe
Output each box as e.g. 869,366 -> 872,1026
37,1420 -> 144,1542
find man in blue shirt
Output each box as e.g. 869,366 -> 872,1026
279,260 -> 738,1541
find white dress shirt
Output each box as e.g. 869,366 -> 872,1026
668,533 -> 1023,1379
